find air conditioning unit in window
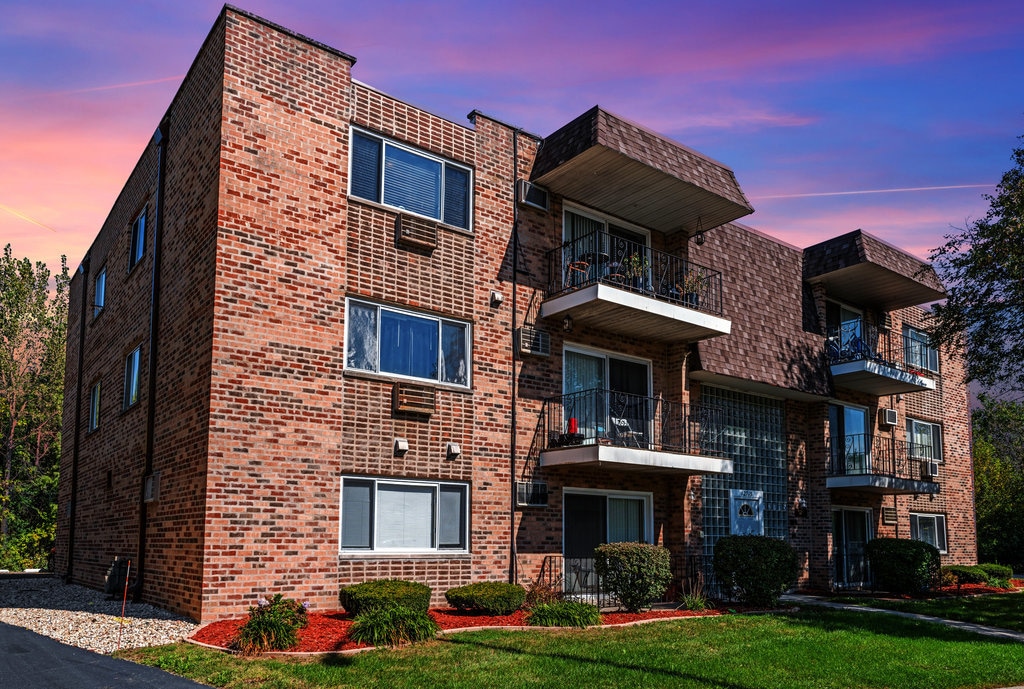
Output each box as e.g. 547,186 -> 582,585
920,460 -> 940,479
516,481 -> 549,507
517,180 -> 549,211
879,408 -> 899,427
516,326 -> 550,357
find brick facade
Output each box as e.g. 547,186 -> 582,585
57,7 -> 976,622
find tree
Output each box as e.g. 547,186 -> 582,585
972,394 -> 1024,570
929,136 -> 1024,394
0,245 -> 68,569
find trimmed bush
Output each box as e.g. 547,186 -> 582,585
339,579 -> 431,615
445,582 -> 526,615
978,563 -> 1014,580
527,601 -> 601,628
941,564 -> 989,585
232,594 -> 308,656
593,542 -> 672,612
349,605 -> 439,646
713,535 -> 799,607
864,538 -> 940,595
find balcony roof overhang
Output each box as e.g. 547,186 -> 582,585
831,360 -> 936,395
804,230 -> 945,310
531,107 -> 754,235
827,474 -> 940,495
540,444 -> 734,475
540,283 -> 732,343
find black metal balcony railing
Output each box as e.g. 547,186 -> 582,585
827,433 -> 935,480
546,230 -> 723,316
825,320 -> 937,377
543,388 -> 725,456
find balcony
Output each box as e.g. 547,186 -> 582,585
826,434 -> 940,494
827,320 -> 936,395
541,230 -> 731,343
539,389 -> 734,475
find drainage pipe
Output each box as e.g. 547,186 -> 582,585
65,254 -> 90,582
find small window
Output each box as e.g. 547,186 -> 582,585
349,129 -> 472,231
910,513 -> 947,554
124,345 -> 142,409
903,326 -> 938,373
87,381 -> 101,432
340,476 -> 469,552
907,418 -> 942,461
345,299 -> 470,387
93,267 -> 106,318
129,212 -> 146,271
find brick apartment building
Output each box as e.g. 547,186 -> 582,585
56,6 -> 975,622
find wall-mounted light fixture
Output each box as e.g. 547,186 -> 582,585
693,216 -> 706,245
490,290 -> 504,308
393,438 -> 409,457
794,497 -> 808,518
688,488 -> 697,502
562,315 -> 573,333
446,442 -> 461,461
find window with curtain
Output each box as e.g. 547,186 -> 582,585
345,299 -> 470,387
903,326 -> 939,372
93,267 -> 106,318
349,129 -> 472,231
910,513 -> 947,553
907,418 -> 942,460
340,477 -> 468,552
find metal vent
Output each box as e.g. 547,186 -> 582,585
517,180 -> 549,211
920,460 -> 939,479
395,213 -> 438,251
879,408 -> 899,427
881,507 -> 897,525
392,382 -> 436,415
516,326 -> 550,357
516,481 -> 549,507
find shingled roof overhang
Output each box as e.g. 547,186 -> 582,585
531,107 -> 754,235
803,230 -> 945,310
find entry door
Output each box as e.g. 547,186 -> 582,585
564,349 -> 650,443
829,404 -> 869,474
826,302 -> 864,355
833,509 -> 872,587
564,493 -> 647,592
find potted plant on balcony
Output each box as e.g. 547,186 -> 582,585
680,269 -> 707,308
621,253 -> 650,290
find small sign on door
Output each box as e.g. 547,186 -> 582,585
729,489 -> 764,536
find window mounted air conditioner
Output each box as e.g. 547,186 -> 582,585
517,180 -> 549,211
516,481 -> 549,507
920,460 -> 940,479
879,408 -> 899,427
516,326 -> 550,357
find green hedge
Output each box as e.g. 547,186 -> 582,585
713,535 -> 799,607
865,538 -> 940,594
349,605 -> 439,647
593,542 -> 672,612
977,563 -> 1014,580
527,601 -> 601,628
941,564 -> 989,585
339,579 -> 431,615
445,582 -> 526,615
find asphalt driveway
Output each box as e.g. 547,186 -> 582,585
0,621 -> 208,688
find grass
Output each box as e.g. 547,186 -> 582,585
118,608 -> 1024,689
833,590 -> 1024,632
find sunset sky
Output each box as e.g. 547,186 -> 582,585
2,0 -> 1023,275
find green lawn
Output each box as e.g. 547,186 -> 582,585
835,590 -> 1024,632
119,608 -> 1024,689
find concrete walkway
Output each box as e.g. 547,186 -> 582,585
782,592 -> 1024,644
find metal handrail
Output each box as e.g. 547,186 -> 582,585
826,433 -> 932,480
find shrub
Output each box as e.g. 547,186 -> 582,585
713,535 -> 799,607
864,538 -> 940,595
593,542 -> 672,612
977,563 -> 1014,580
339,579 -> 431,615
232,594 -> 308,656
445,582 -> 526,615
681,570 -> 709,612
349,605 -> 439,647
941,564 -> 989,585
527,601 -> 601,628
522,576 -> 563,608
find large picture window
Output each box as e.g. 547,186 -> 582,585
903,326 -> 938,373
907,418 -> 942,461
910,513 -> 947,553
350,129 -> 471,231
340,477 -> 468,552
346,300 -> 469,387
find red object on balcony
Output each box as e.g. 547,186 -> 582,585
568,417 -> 578,434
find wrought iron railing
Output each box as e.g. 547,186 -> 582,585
535,554 -> 703,608
543,389 -> 725,456
827,433 -> 933,480
546,230 -> 723,316
826,320 -> 937,377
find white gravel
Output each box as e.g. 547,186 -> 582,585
0,575 -> 199,654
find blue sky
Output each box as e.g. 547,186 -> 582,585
2,0 -> 1023,272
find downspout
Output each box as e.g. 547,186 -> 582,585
509,128 -> 520,584
66,254 -> 90,582
134,119 -> 169,600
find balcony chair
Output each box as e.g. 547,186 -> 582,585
610,416 -> 646,448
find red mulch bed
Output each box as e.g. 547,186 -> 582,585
190,607 -> 718,654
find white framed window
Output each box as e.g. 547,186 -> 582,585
93,267 -> 106,318
129,211 -> 146,271
910,513 -> 947,553
345,299 -> 470,387
87,381 -> 101,432
907,418 -> 942,461
903,326 -> 938,373
340,476 -> 469,552
123,345 -> 142,409
349,128 -> 472,231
